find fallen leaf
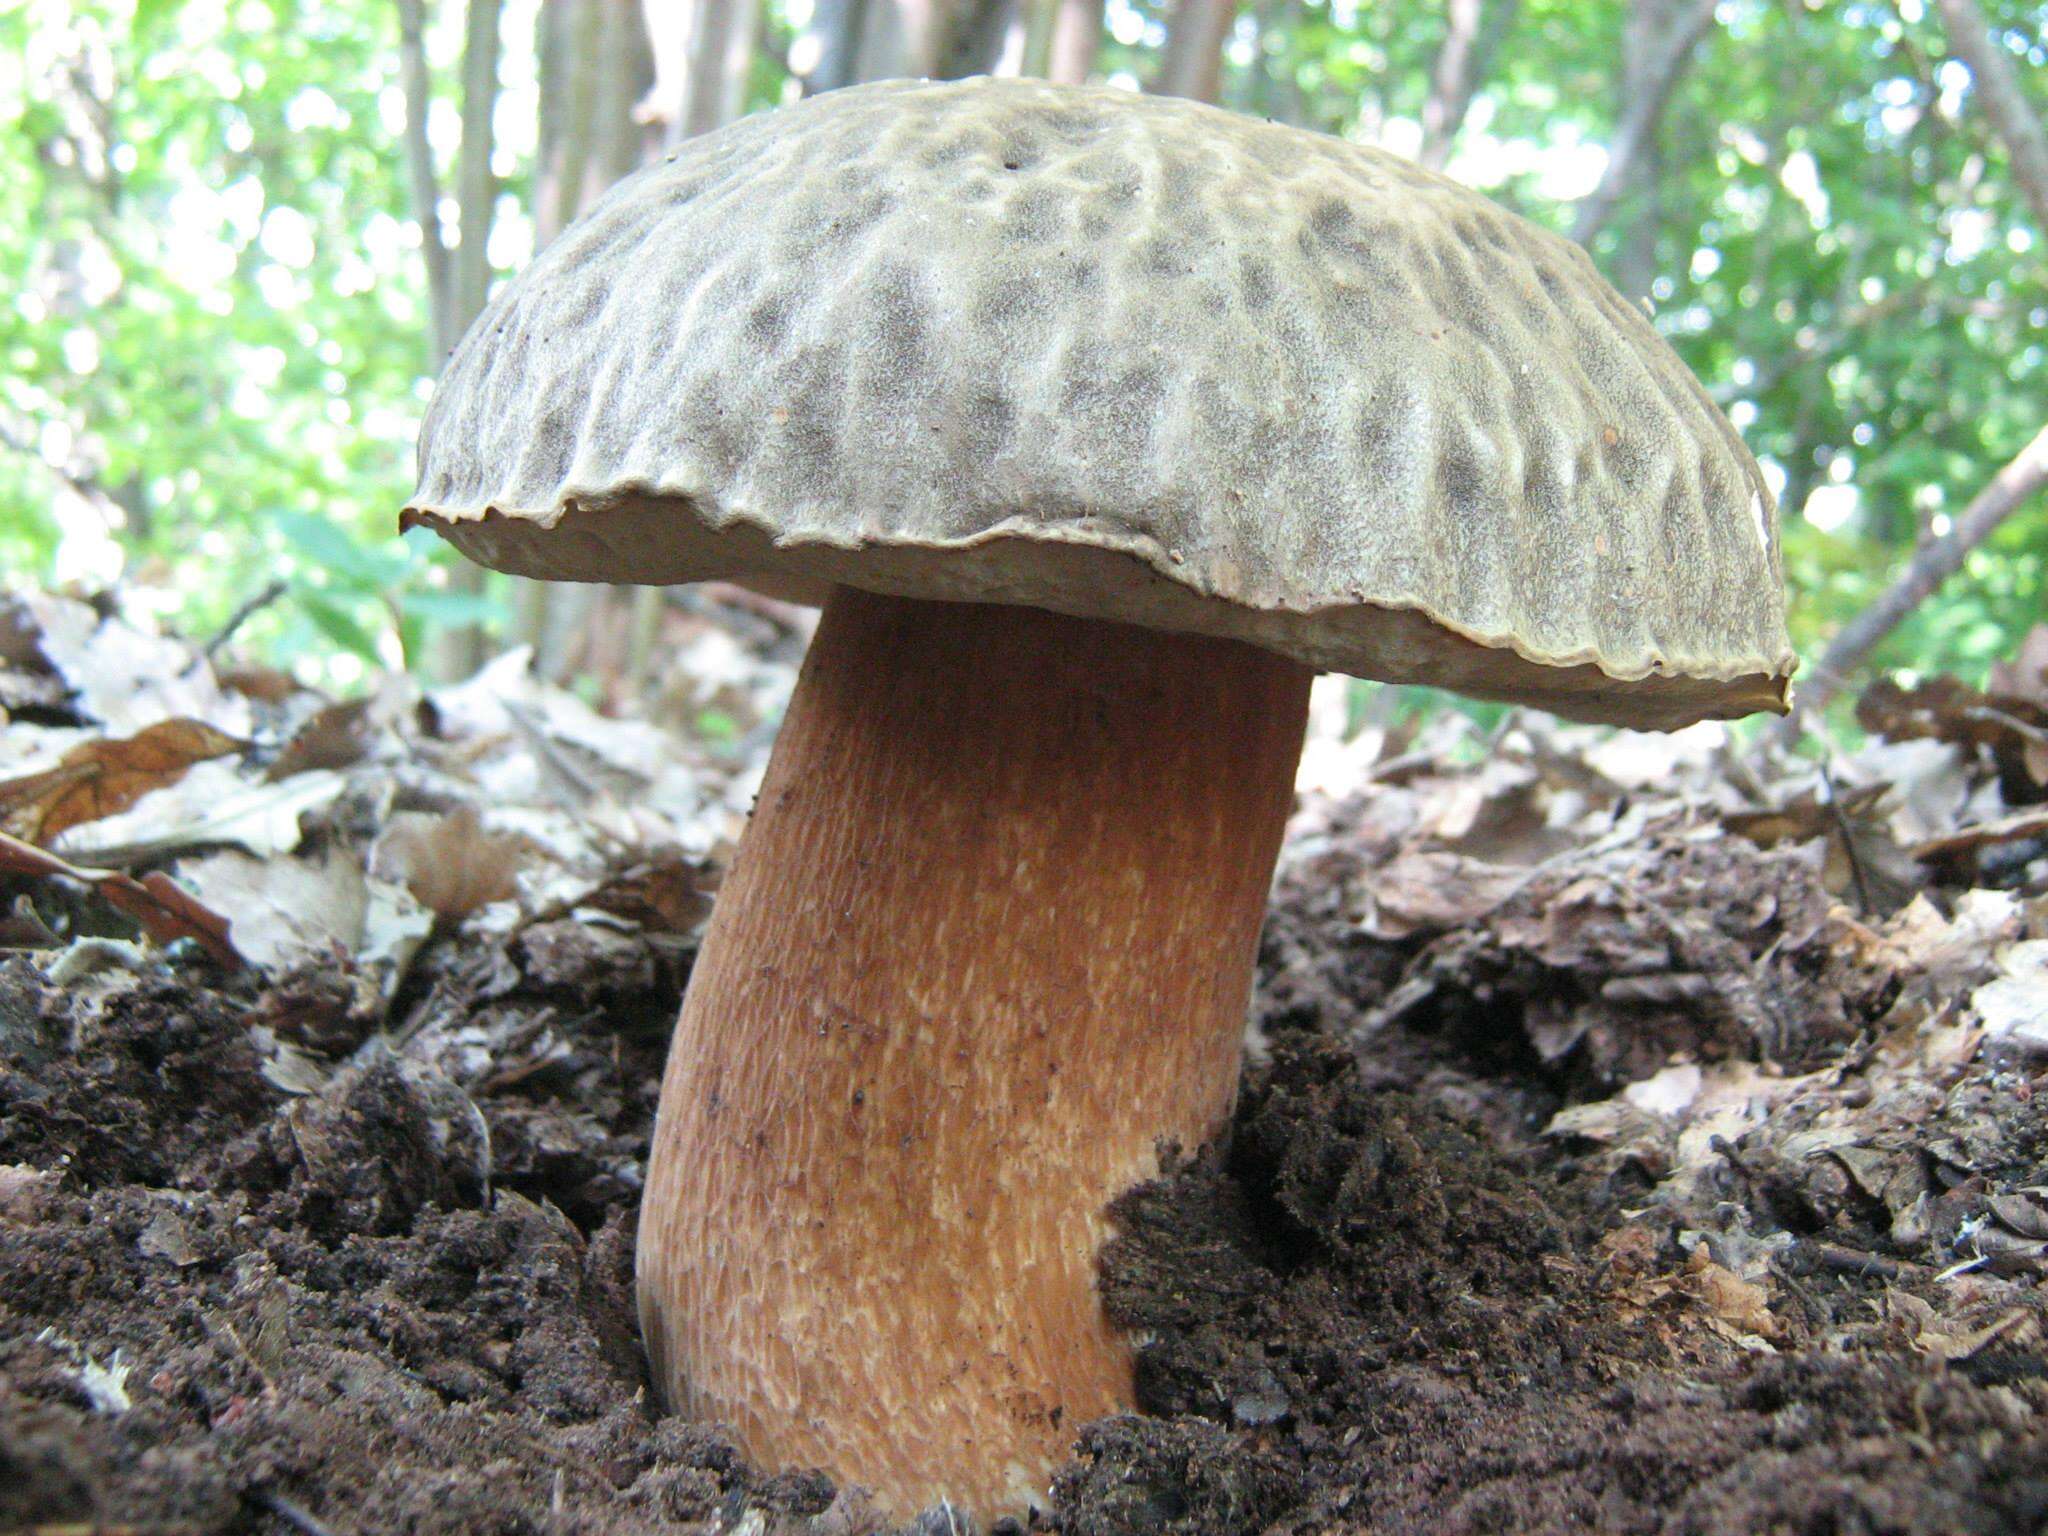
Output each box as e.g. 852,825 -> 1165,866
371,806 -> 535,922
1974,941 -> 2048,1054
10,592 -> 253,736
54,765 -> 343,864
1353,849 -> 1528,939
1624,1063 -> 1703,1117
0,718 -> 244,843
176,847 -> 367,971
0,1163 -> 59,1222
1859,673 -> 2048,803
265,696 -> 377,781
0,827 -> 240,968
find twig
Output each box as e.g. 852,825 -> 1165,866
1781,421 -> 2048,729
1805,1241 -> 1920,1284
248,1490 -> 339,1536
1818,763 -> 1877,913
202,579 -> 288,661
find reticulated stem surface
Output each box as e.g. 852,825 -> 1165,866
637,588 -> 1310,1521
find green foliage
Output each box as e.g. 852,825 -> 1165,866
3,0 -> 2045,696
1,0 -> 460,680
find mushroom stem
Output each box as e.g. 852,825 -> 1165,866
637,587 -> 1310,1522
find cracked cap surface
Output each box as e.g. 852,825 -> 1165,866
405,77 -> 1795,728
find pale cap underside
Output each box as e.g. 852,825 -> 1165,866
405,78 -> 1796,730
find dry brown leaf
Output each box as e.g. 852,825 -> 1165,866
0,894 -> 58,947
10,591 -> 253,735
574,850 -> 716,934
1723,780 -> 1924,914
1987,625 -> 2048,774
1353,849 -> 1527,939
265,696 -> 376,781
1859,672 -> 2048,801
0,718 -> 244,844
371,806 -> 535,922
1600,1235 -> 1778,1347
0,1163 -> 60,1223
1681,1247 -> 1779,1341
0,826 -> 241,968
1912,806 -> 2048,864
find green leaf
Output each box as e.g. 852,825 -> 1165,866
298,589 -> 384,661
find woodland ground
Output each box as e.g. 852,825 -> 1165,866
1,592 -> 2045,1535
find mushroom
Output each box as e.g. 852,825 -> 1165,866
403,78 -> 1794,1524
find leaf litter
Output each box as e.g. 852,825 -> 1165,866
1,595 -> 2044,1534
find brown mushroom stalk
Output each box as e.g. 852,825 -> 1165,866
637,588 -> 1310,1521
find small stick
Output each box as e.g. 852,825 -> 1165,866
202,579 -> 289,661
248,1489 -> 339,1536
1805,1242 -> 1920,1283
1818,762 -> 1878,913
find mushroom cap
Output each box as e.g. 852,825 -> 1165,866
405,78 -> 1794,729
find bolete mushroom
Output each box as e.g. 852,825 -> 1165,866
403,78 -> 1794,1523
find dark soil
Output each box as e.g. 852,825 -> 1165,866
3,852 -> 2045,1535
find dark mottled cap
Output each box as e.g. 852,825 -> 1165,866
404,77 -> 1795,728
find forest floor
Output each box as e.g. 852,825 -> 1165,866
1,590 -> 2045,1536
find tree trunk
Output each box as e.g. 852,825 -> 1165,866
1569,0 -> 1716,246
1935,0 -> 2048,238
682,0 -> 760,138
394,0 -> 454,362
1417,0 -> 1518,170
1047,0 -> 1103,82
622,0 -> 764,696
411,0 -> 506,684
930,0 -> 1016,77
451,0 -> 505,338
797,0 -> 870,94
535,0 -> 601,245
1152,0 -> 1237,103
851,0 -> 1014,80
516,2 -> 658,681
1790,423 -> 2048,723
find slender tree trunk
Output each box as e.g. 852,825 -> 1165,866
1418,0 -> 1517,170
451,0 -> 505,336
518,0 -> 606,657
620,0 -> 764,697
1020,0 -> 1057,76
1569,0 -> 1716,245
394,0 -> 454,361
1047,0 -> 1103,82
1790,423 -> 2048,723
397,0 -> 506,682
1152,0 -> 1237,103
516,2 -> 659,682
681,0 -> 760,137
537,0 -> 601,244
798,0 -> 870,94
437,0 -> 506,682
930,0 -> 1015,76
1935,0 -> 2048,237
1613,126 -> 1663,302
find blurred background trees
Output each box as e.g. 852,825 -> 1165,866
3,0 -> 2044,725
